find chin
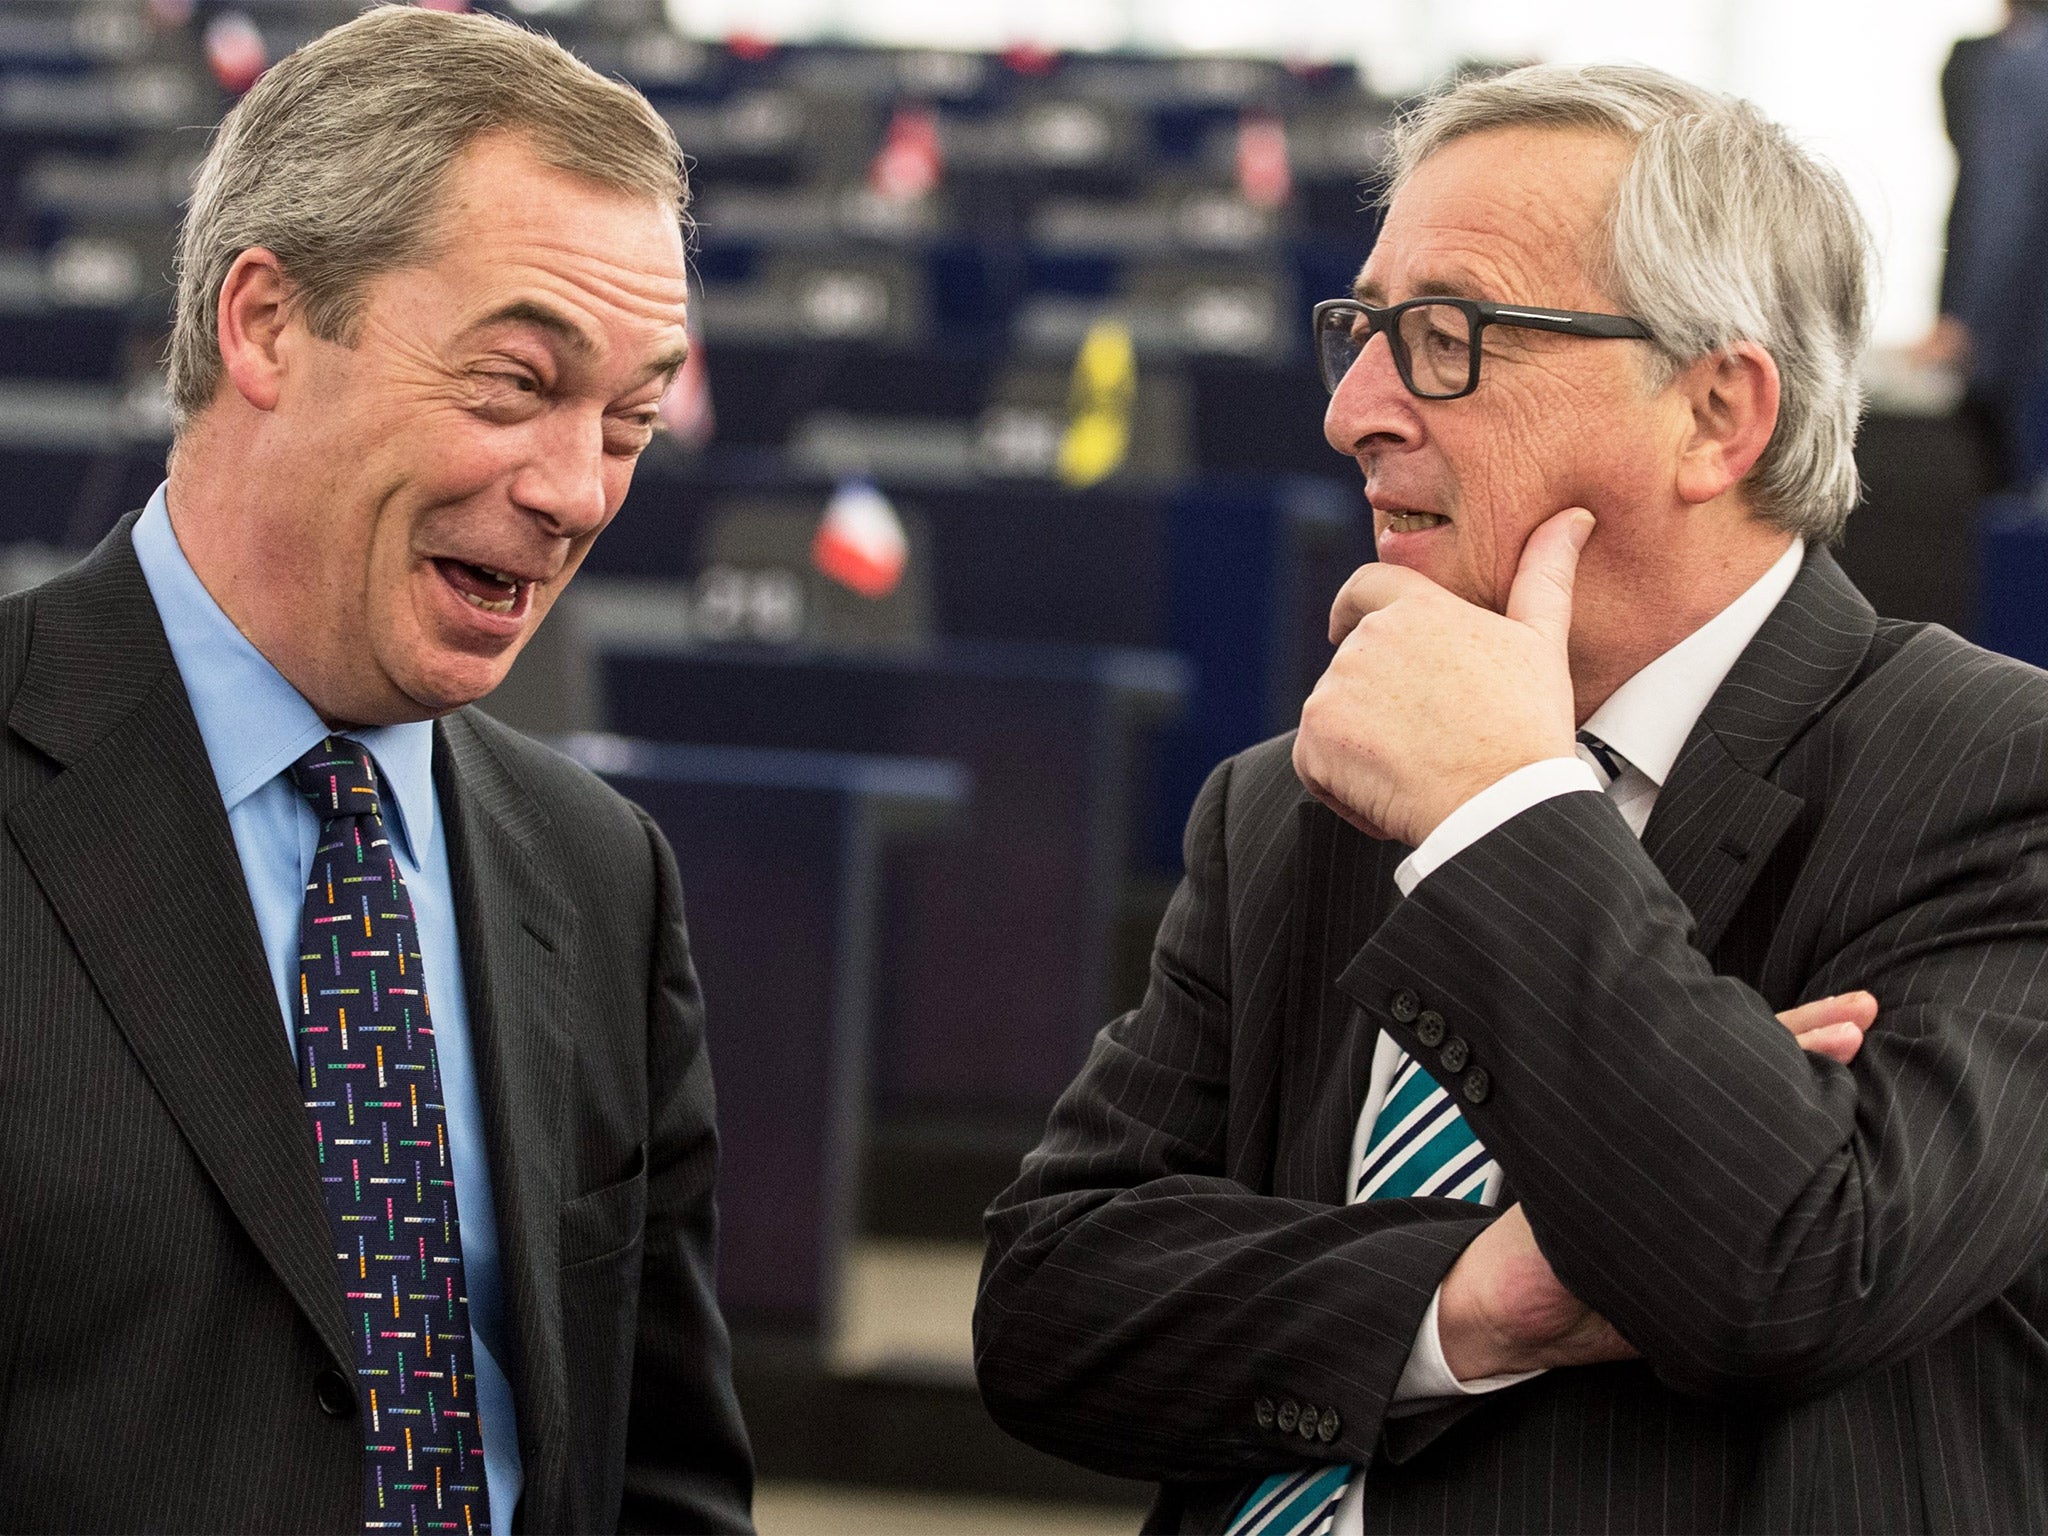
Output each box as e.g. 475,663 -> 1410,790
397,650 -> 522,718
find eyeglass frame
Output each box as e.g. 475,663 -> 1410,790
1311,296 -> 1654,401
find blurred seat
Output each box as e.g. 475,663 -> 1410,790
1013,258 -> 1292,362
596,639 -> 1187,1125
564,734 -> 966,1338
698,251 -> 929,346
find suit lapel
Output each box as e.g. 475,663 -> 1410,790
4,524 -> 353,1371
1643,546 -> 1876,955
434,713 -> 579,1530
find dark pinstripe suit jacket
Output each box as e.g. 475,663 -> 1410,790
978,547 -> 2048,1533
0,520 -> 753,1533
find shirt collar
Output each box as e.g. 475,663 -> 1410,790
1580,538 -> 1805,791
130,483 -> 436,863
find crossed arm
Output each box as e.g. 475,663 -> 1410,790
1438,989 -> 1876,1384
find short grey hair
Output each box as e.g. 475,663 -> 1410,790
168,4 -> 687,429
1386,64 -> 1873,543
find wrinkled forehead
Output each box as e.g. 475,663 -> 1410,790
1359,126 -> 1631,310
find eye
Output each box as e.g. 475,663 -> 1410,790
471,369 -> 546,414
604,412 -> 661,455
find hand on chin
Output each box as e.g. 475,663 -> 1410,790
1292,507 -> 1593,847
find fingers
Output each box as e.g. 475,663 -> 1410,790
1775,990 -> 1879,1065
1776,990 -> 1878,1035
1794,1022 -> 1866,1066
1326,561 -> 1439,645
1503,508 -> 1595,651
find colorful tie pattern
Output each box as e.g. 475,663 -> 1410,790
289,738 -> 490,1536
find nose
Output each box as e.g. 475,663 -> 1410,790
1323,325 -> 1422,462
509,410 -> 611,538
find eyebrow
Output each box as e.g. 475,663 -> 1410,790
1351,270 -> 1490,305
471,299 -> 690,386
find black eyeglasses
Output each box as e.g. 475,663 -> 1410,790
1311,296 -> 1653,400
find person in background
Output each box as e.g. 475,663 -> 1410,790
0,7 -> 753,1531
979,62 -> 2048,1534
1920,0 -> 2048,486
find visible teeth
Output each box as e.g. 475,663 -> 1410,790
460,589 -> 516,615
1384,512 -> 1447,533
476,565 -> 517,586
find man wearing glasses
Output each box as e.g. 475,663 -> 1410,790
978,63 -> 2048,1534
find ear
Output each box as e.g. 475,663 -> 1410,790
1672,341 -> 1781,507
214,247 -> 296,413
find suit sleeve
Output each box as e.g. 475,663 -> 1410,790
1346,720 -> 2048,1407
974,753 -> 1496,1484
618,806 -> 756,1534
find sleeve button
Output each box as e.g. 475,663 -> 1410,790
1439,1036 -> 1470,1074
1461,1067 -> 1492,1104
1254,1396 -> 1276,1429
1389,989 -> 1421,1023
1416,1010 -> 1446,1047
1276,1399 -> 1300,1432
1318,1408 -> 1342,1443
1296,1404 -> 1320,1441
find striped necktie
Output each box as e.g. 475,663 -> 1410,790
289,737 -> 491,1535
1227,1048 -> 1502,1536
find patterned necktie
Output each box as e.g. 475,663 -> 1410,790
289,737 -> 490,1536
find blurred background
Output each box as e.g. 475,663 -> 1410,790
0,0 -> 2036,1528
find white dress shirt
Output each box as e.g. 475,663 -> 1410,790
1330,539 -> 1804,1536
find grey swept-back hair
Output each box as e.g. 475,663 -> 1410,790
168,4 -> 687,431
1386,64 -> 1873,543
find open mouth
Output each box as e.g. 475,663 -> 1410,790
1381,511 -> 1449,533
433,557 -> 533,618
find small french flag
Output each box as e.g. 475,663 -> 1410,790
811,479 -> 909,600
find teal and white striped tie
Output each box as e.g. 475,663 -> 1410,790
1225,1464 -> 1353,1536
1225,1031 -> 1501,1535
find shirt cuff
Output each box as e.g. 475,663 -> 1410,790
1386,1287 -> 1547,1416
1393,757 -> 1603,897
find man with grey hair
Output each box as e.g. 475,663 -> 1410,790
978,62 -> 2048,1533
0,6 -> 751,1531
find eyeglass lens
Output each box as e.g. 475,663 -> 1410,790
1317,302 -> 1476,398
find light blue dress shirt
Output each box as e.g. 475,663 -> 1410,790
131,486 -> 523,1524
